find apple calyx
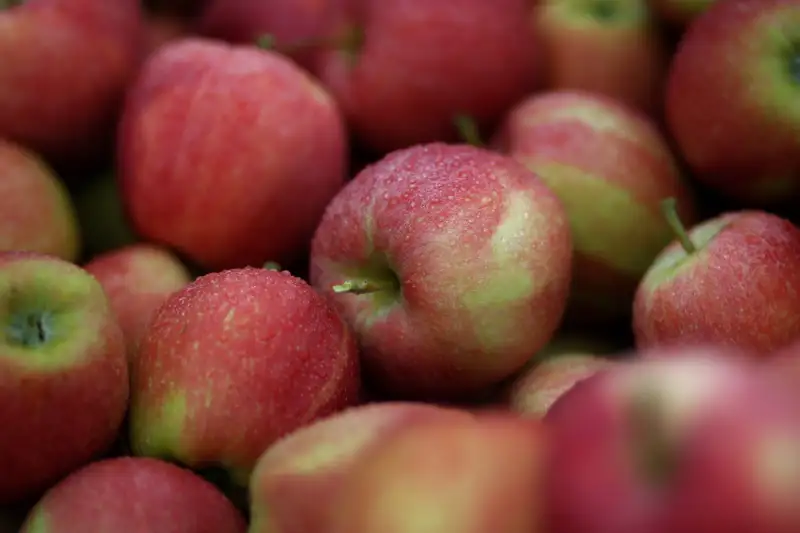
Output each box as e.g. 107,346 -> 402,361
661,197 -> 696,254
589,0 -> 619,20
453,114 -> 484,147
332,277 -> 398,295
256,25 -> 365,64
6,310 -> 54,348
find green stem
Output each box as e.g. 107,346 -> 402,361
661,197 -> 695,254
332,278 -> 396,295
453,114 -> 483,147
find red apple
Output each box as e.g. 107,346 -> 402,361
0,139 -> 80,261
196,0 -> 338,69
542,346 -> 779,533
0,0 -> 143,167
83,244 -> 192,363
665,0 -> 800,205
312,0 -> 539,154
532,0 -> 668,116
650,0 -> 716,26
310,142 -> 572,400
128,267 -> 361,487
634,203 -> 800,353
0,251 -> 128,504
494,90 -> 696,325
326,411 -> 549,533
19,457 -> 246,533
118,37 -> 349,271
249,402 -> 474,533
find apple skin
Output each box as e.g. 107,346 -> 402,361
0,0 -> 143,167
665,0 -> 800,205
650,0 -> 716,26
249,402 -> 474,533
83,244 -> 192,363
0,251 -> 128,504
128,267 -> 361,486
494,90 -> 695,325
309,142 -> 572,400
326,411 -> 549,533
313,0 -> 539,154
532,0 -> 668,116
0,139 -> 81,261
633,210 -> 800,353
118,37 -> 349,271
19,457 -> 246,533
542,346 -> 775,533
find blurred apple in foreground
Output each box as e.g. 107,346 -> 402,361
0,139 -> 80,261
634,202 -> 800,353
19,457 -> 245,533
129,267 -> 361,487
0,0 -> 143,167
327,412 -> 549,533
312,0 -> 539,153
650,0 -> 716,26
665,0 -> 800,205
310,143 -> 572,400
249,402 -> 473,533
118,38 -> 348,271
532,0 -> 668,116
84,244 -> 192,363
73,172 -> 138,258
495,90 -> 695,326
0,252 -> 128,504
543,346 -> 791,533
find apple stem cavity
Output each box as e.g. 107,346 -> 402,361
791,48 -> 800,84
661,197 -> 696,254
453,114 -> 484,147
6,310 -> 54,348
332,278 -> 397,295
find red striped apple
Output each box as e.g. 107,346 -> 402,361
634,202 -> 800,353
310,143 -> 572,400
665,0 -> 800,205
128,267 -> 361,487
118,38 -> 349,271
0,252 -> 128,504
495,90 -> 695,326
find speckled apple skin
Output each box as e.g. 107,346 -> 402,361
634,211 -> 800,353
310,143 -> 573,400
128,267 -> 361,483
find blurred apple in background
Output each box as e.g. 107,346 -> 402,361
532,0 -> 668,117
118,38 -> 349,271
650,0 -> 716,26
72,172 -> 138,259
143,10 -> 190,58
0,139 -> 80,261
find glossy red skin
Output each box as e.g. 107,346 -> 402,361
634,211 -> 800,354
311,143 -> 572,400
0,0 -> 143,166
665,0 -> 800,204
314,0 -> 539,154
129,267 -> 361,478
542,350 -> 766,533
0,252 -> 128,505
118,38 -> 348,271
19,457 -> 246,533
83,244 -> 192,364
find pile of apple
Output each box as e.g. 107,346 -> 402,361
2,0 -> 800,531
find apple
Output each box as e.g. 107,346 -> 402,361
531,0 -> 668,116
311,0 -> 539,154
310,142 -> 572,400
128,266 -> 361,487
541,346 -> 780,533
664,0 -> 800,206
72,172 -> 138,258
494,90 -> 696,326
326,411 -> 549,533
0,0 -> 143,167
650,0 -> 716,26
633,201 -> 800,353
143,10 -> 190,58
0,139 -> 81,261
0,251 -> 128,504
196,0 -> 338,69
19,457 -> 246,533
118,37 -> 349,271
83,244 -> 192,362
249,402 -> 474,533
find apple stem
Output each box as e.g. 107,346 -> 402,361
332,278 -> 396,295
453,114 -> 484,147
262,261 -> 282,271
661,197 -> 695,254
